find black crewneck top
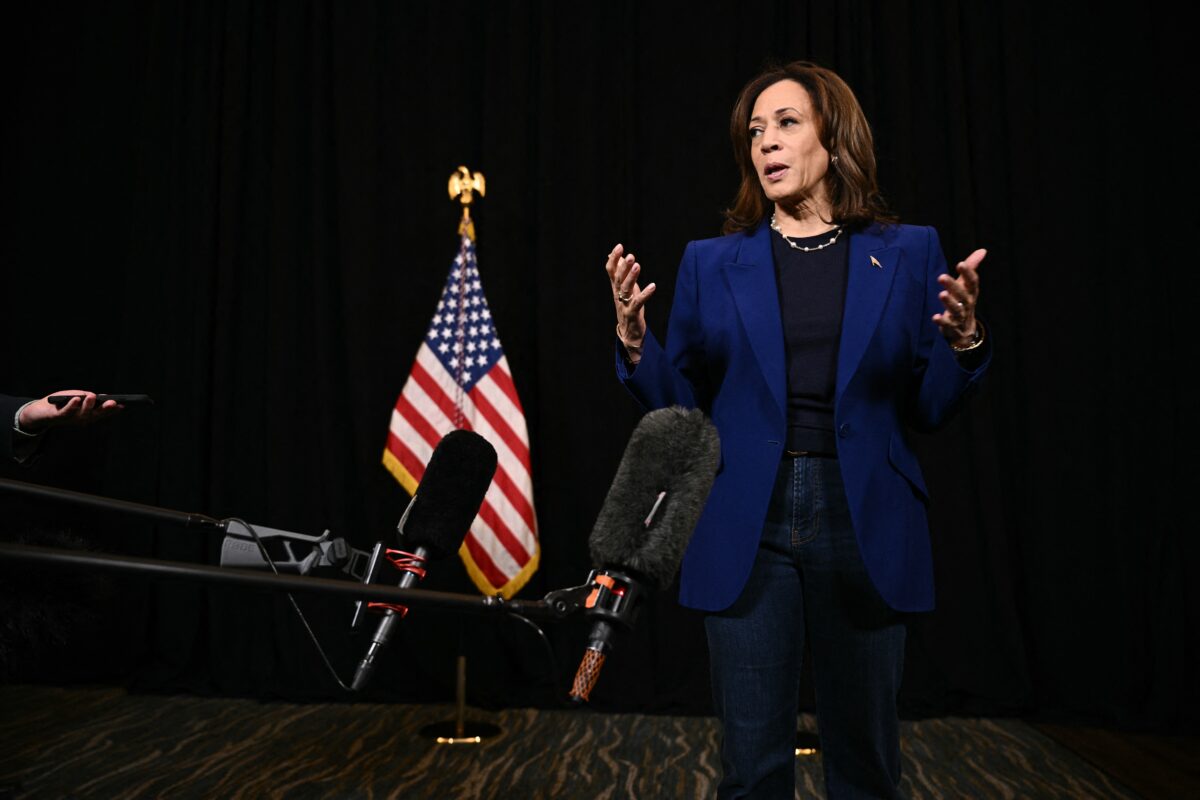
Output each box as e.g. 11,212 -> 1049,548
770,226 -> 850,455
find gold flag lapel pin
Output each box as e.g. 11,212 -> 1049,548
870,255 -> 883,269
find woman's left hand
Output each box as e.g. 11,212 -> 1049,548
932,248 -> 986,347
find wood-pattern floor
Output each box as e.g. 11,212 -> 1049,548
0,685 -> 1138,799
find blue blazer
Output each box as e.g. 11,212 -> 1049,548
617,220 -> 990,613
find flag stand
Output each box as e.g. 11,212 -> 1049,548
419,620 -> 501,745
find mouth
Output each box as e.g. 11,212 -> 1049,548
763,162 -> 789,182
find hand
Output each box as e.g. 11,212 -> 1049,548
605,243 -> 657,356
932,248 -> 985,347
17,391 -> 123,434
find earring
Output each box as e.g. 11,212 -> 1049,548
831,154 -> 840,166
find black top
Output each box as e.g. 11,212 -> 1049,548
770,226 -> 849,455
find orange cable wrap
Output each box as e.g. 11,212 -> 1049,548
570,649 -> 607,702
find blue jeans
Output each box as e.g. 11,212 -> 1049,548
706,455 -> 907,799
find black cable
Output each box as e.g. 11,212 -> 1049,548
224,517 -> 354,692
505,611 -> 568,707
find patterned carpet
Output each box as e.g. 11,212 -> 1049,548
0,685 -> 1139,799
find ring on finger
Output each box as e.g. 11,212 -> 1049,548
618,292 -> 631,304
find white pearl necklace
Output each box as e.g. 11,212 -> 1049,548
770,214 -> 844,252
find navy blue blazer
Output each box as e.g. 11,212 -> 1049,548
617,220 -> 990,613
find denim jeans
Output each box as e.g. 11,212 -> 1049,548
705,455 -> 907,799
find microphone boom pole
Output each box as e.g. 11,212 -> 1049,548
0,542 -> 557,619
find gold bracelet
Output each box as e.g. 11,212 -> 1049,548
951,320 -> 986,352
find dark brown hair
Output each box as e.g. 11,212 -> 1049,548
722,61 -> 895,235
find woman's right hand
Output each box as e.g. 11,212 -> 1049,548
605,243 -> 656,362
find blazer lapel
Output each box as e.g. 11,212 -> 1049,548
836,226 -> 900,402
722,221 -> 787,422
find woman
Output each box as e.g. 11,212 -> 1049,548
604,62 -> 990,799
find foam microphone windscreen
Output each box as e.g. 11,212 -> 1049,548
402,430 -> 497,560
588,406 -> 720,590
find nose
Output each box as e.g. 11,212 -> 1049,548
758,126 -> 780,153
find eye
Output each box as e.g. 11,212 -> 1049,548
748,126 -> 763,138
780,117 -> 798,127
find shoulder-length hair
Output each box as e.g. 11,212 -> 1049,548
722,61 -> 895,235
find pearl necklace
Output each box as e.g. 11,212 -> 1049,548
770,214 -> 843,252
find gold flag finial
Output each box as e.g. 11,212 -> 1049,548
448,165 -> 486,240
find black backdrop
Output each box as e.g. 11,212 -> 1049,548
2,1 -> 1195,731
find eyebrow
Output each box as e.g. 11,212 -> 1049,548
748,107 -> 804,124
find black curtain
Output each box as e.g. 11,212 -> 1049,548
2,1 -> 1194,730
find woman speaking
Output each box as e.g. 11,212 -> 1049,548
605,61 -> 990,799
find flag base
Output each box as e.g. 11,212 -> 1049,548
418,655 -> 503,745
419,720 -> 502,745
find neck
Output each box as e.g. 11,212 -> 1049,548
772,201 -> 836,237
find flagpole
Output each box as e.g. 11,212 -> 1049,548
418,166 -> 502,746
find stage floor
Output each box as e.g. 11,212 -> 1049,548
0,684 -> 1148,798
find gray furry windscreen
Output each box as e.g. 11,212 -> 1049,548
588,407 -> 720,589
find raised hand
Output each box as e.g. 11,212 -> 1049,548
932,248 -> 985,348
605,243 -> 657,361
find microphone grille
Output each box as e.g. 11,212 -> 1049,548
402,430 -> 498,560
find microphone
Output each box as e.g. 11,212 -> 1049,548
351,429 -> 497,691
569,406 -> 720,703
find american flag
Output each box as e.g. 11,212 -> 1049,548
383,234 -> 539,598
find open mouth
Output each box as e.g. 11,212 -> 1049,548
764,163 -> 789,180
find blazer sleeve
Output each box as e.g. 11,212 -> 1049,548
907,226 -> 992,432
1,394 -> 34,463
615,241 -> 710,413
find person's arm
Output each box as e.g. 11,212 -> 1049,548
4,391 -> 122,463
909,228 -> 992,431
607,241 -> 707,412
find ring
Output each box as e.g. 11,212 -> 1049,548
618,292 -> 631,304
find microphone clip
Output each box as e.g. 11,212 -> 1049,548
542,568 -> 641,623
350,543 -> 429,628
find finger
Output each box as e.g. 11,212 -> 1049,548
955,249 -> 985,291
605,243 -> 625,280
959,248 -> 986,272
931,312 -> 963,338
620,260 -> 641,296
938,289 -> 969,316
624,281 -> 662,319
626,282 -> 657,314
957,263 -> 981,299
612,253 -> 635,290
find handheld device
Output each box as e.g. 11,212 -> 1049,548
47,394 -> 155,408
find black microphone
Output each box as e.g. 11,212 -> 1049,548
351,429 -> 497,691
569,406 -> 720,703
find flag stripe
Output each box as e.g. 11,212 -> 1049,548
410,356 -> 464,430
489,460 -> 537,535
386,431 -> 427,484
475,366 -> 528,447
469,382 -> 530,464
393,393 -> 442,452
487,360 -> 526,416
477,489 -> 532,564
470,506 -> 523,575
462,530 -> 508,589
